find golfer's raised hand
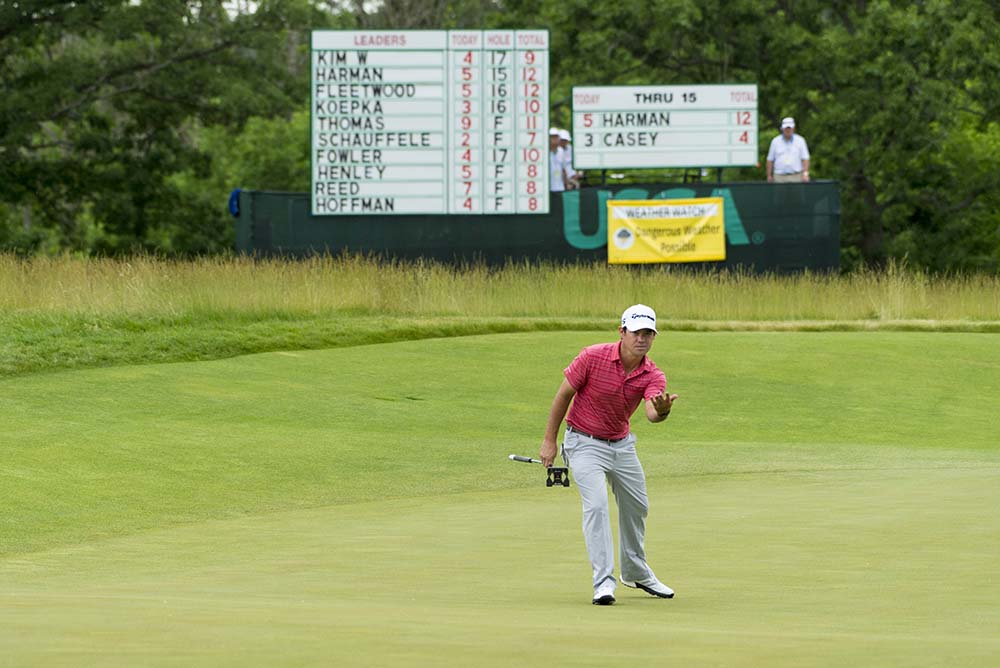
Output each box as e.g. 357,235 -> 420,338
539,438 -> 558,468
651,390 -> 678,417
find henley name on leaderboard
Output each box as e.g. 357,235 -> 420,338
315,165 -> 387,179
316,132 -> 431,148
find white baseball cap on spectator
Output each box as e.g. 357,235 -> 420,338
558,129 -> 572,141
549,127 -> 561,136
781,117 -> 795,129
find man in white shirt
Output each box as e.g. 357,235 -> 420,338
558,129 -> 579,190
766,117 -> 811,183
550,128 -> 567,192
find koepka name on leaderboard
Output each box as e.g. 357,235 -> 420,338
316,100 -> 385,114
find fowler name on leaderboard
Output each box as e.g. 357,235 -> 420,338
315,149 -> 384,163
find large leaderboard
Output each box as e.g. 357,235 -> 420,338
311,30 -> 549,216
571,84 -> 758,169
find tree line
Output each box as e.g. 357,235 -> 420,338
2,0 -> 998,271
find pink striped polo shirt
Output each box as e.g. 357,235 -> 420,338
564,342 -> 667,441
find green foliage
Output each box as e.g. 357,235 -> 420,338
0,0 -> 326,255
2,1 -> 1000,269
497,0 -> 1000,271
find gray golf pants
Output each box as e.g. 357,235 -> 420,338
562,428 -> 656,588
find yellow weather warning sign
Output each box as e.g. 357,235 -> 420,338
607,198 -> 726,264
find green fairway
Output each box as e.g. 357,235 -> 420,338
2,332 -> 999,666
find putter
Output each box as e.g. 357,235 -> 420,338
508,454 -> 570,487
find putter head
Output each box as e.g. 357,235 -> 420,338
546,467 -> 570,488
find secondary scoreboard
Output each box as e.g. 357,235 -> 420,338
311,30 -> 549,216
571,84 -> 758,169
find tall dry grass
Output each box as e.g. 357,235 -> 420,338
1,253 -> 998,323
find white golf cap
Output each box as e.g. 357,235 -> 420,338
781,117 -> 795,129
558,129 -> 571,141
621,304 -> 657,332
549,127 -> 561,136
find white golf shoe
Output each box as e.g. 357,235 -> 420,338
592,579 -> 616,605
620,576 -> 674,599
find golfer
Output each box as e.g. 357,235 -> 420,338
539,304 -> 677,605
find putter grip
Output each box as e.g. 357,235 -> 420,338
508,455 -> 538,463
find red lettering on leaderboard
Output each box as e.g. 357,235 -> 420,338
517,34 -> 546,47
354,34 -> 407,47
452,34 -> 478,47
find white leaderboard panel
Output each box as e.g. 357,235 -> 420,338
571,84 -> 758,169
311,30 -> 549,216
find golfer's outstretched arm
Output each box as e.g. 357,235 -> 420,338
540,379 -> 576,467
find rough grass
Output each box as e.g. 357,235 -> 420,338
2,254 -> 999,377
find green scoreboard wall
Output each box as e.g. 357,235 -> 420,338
235,180 -> 840,273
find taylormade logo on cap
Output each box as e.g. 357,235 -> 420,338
621,304 -> 657,332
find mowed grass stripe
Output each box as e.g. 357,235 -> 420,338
2,468 -> 998,667
2,331 -> 998,558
